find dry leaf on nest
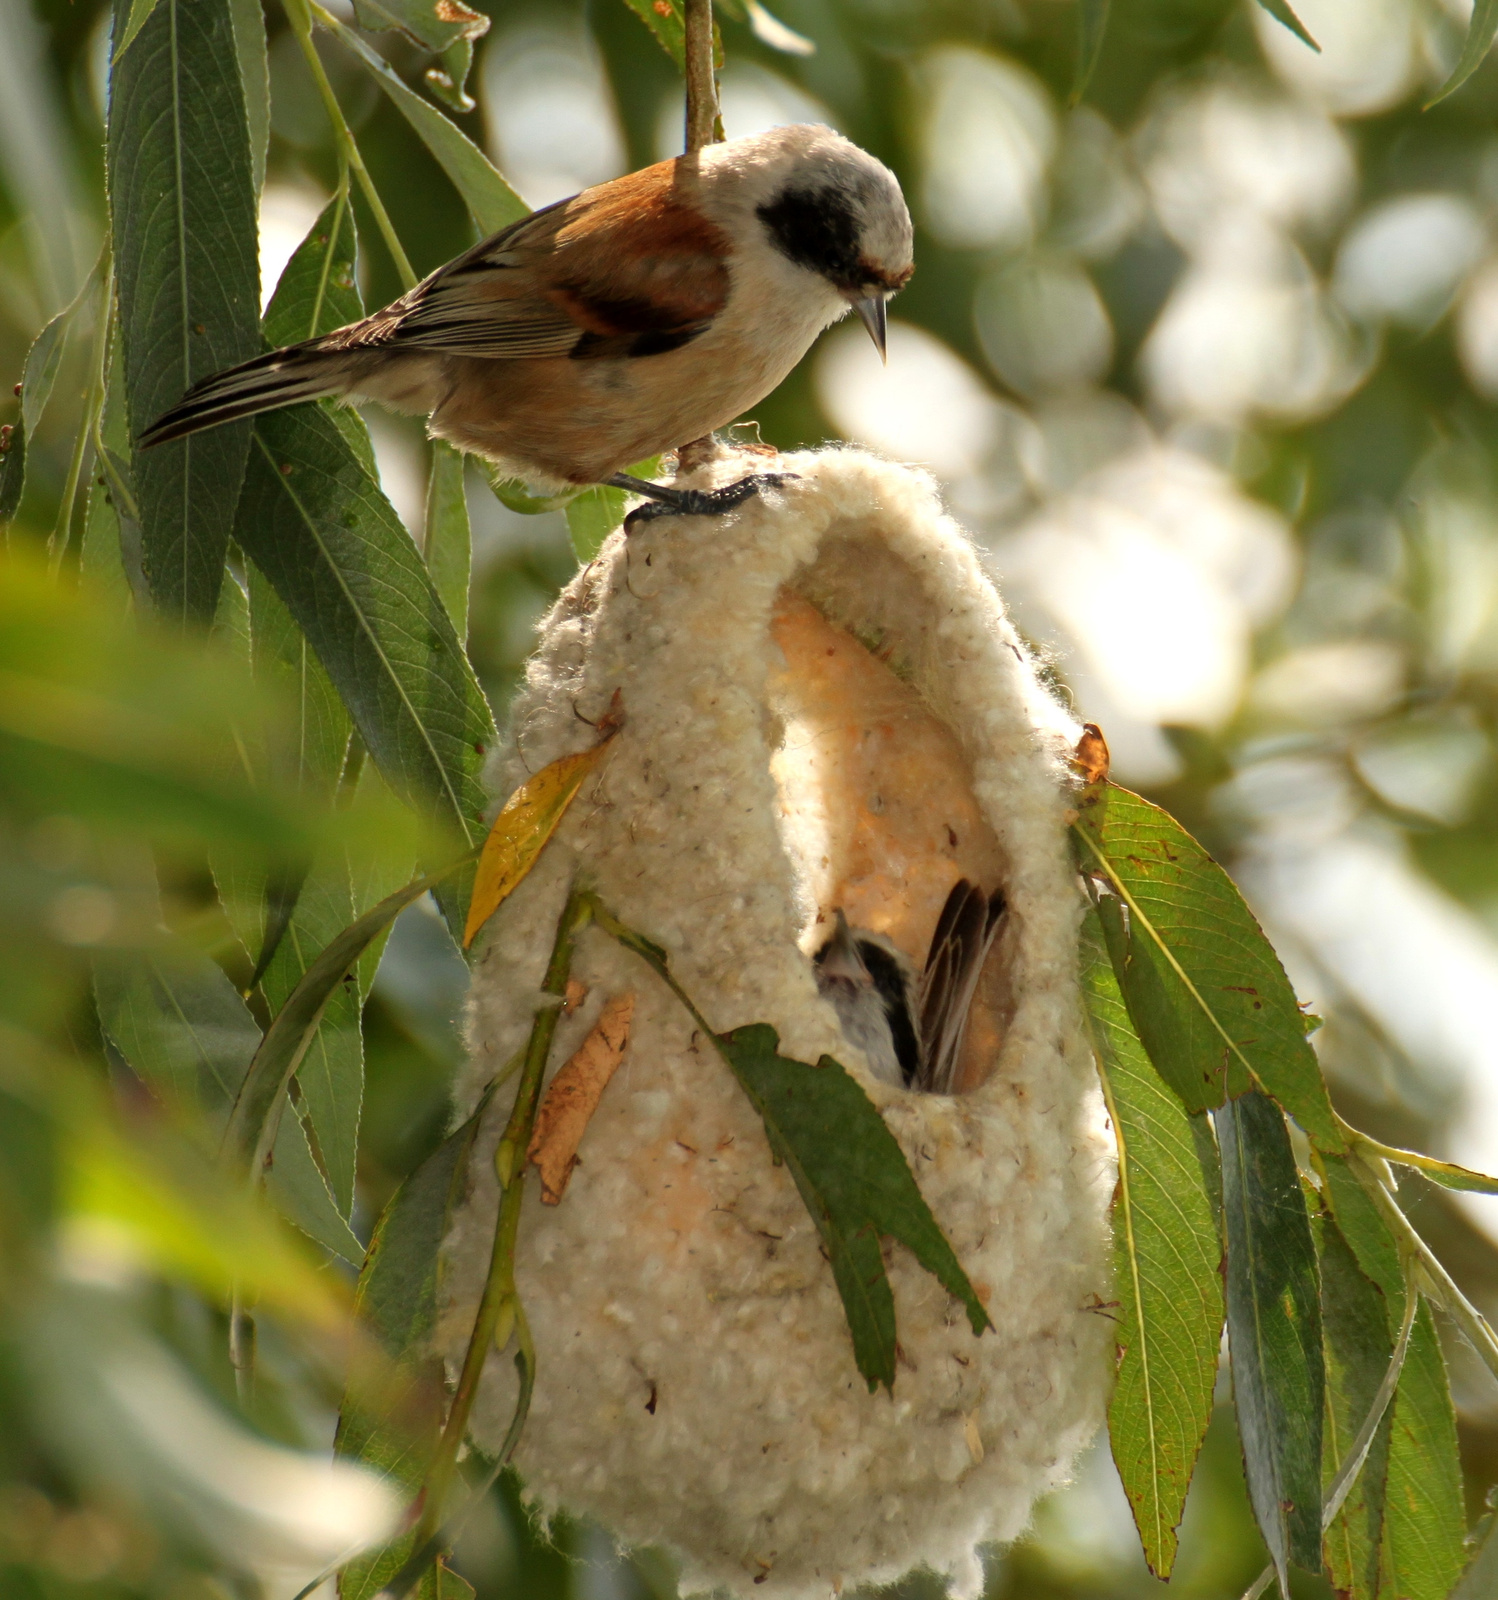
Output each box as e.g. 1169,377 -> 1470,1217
1072,723 -> 1110,786
527,993 -> 636,1204
463,717 -> 621,949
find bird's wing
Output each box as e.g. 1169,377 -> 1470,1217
328,161 -> 733,362
916,880 -> 1006,1095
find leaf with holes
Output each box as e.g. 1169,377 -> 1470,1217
319,9 -> 525,237
1080,910 -> 1221,1579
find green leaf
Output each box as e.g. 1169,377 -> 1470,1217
1451,1501 -> 1498,1600
338,1091 -> 494,1600
424,442 -> 470,640
1080,910 -> 1221,1579
224,864 -> 461,1182
1076,782 -> 1342,1149
1253,0 -> 1319,51
620,0 -> 686,66
231,404 -> 494,858
1380,1303 -> 1467,1600
228,0 -> 269,194
113,0 -> 167,64
109,0 -> 261,623
1317,1152 -> 1404,1313
592,904 -> 991,1393
259,862 -> 365,1214
94,940 -> 261,1116
564,485 -> 623,563
348,0 -> 489,56
1429,0 -> 1498,104
20,300 -> 72,438
1071,0 -> 1110,103
318,9 -> 526,237
1315,1204 -> 1393,1600
80,335 -> 140,610
264,189 -> 364,348
267,1102 -> 365,1264
1217,1091 -> 1324,1590
0,418 -> 24,526
92,936 -> 362,1262
721,1023 -> 992,1390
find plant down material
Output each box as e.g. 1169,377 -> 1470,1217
445,448 -> 1113,1598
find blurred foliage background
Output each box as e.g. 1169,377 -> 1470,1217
5,0 -> 1498,1594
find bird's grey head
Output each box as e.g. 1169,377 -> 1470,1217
716,124 -> 913,356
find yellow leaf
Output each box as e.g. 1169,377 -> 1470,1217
463,730 -> 617,948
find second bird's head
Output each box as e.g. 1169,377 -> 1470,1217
696,123 -> 913,359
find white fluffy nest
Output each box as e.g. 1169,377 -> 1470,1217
444,447 -> 1115,1599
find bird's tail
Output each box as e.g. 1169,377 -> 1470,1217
137,340 -> 355,448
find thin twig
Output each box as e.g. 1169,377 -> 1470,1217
286,0 -> 418,292
407,884 -> 591,1562
683,0 -> 720,155
1351,1147 -> 1498,1385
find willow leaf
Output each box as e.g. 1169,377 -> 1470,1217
109,0 -> 260,622
1218,1091 -> 1324,1591
1076,781 -> 1341,1149
1427,0 -> 1498,105
1080,910 -> 1220,1578
424,442 -> 470,640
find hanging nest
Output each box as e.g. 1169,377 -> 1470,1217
444,447 -> 1115,1599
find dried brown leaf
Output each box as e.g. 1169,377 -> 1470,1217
1074,722 -> 1110,786
527,993 -> 635,1204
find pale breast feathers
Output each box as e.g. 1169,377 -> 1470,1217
329,161 -> 733,363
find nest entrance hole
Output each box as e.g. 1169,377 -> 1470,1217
766,585 -> 1017,1094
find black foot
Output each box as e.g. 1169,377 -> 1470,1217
607,472 -> 798,532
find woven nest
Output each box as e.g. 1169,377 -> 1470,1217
444,447 -> 1114,1599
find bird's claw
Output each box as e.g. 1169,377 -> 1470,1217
622,472 -> 798,531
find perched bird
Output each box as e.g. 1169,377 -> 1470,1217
814,879 -> 1006,1095
140,124 -> 912,519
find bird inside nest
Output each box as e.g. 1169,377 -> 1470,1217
139,124 -> 912,523
815,880 -> 1006,1095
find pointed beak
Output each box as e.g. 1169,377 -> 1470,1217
853,295 -> 888,364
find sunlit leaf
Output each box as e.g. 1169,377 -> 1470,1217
1381,1303 -> 1467,1600
1217,1091 -> 1323,1590
1080,910 -> 1221,1578
1427,0 -> 1498,105
1076,781 -> 1342,1149
464,738 -> 616,948
109,0 -> 260,623
1353,1137 -> 1498,1196
318,9 -> 526,237
592,903 -> 992,1393
424,442 -> 471,640
1314,1204 -> 1391,1600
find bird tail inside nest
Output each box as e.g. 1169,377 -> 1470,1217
137,340 -> 356,447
